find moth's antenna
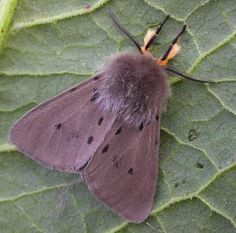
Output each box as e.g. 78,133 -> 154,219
108,9 -> 142,54
145,15 -> 170,50
166,67 -> 216,83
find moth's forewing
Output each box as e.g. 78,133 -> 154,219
10,74 -> 117,173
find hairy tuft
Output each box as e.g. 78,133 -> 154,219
96,53 -> 171,127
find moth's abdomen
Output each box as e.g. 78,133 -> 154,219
97,53 -> 171,127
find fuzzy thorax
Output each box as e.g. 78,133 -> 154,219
97,53 -> 171,127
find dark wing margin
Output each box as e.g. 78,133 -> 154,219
10,74 -> 117,173
82,118 -> 160,223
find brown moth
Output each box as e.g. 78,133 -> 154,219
10,12 -> 212,223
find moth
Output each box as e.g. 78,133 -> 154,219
10,12 -> 212,223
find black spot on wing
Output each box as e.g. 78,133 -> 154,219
98,117 -> 103,126
156,115 -> 159,121
139,122 -> 144,131
87,136 -> 93,144
128,168 -> 134,175
93,75 -> 100,80
69,87 -> 77,92
55,123 -> 62,129
102,144 -> 109,153
115,127 -> 122,135
90,92 -> 100,102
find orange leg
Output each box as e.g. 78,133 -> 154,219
141,15 -> 170,54
157,25 -> 186,66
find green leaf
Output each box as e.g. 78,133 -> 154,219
0,0 -> 235,232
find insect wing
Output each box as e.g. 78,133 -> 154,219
10,75 -> 116,173
82,118 -> 160,223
